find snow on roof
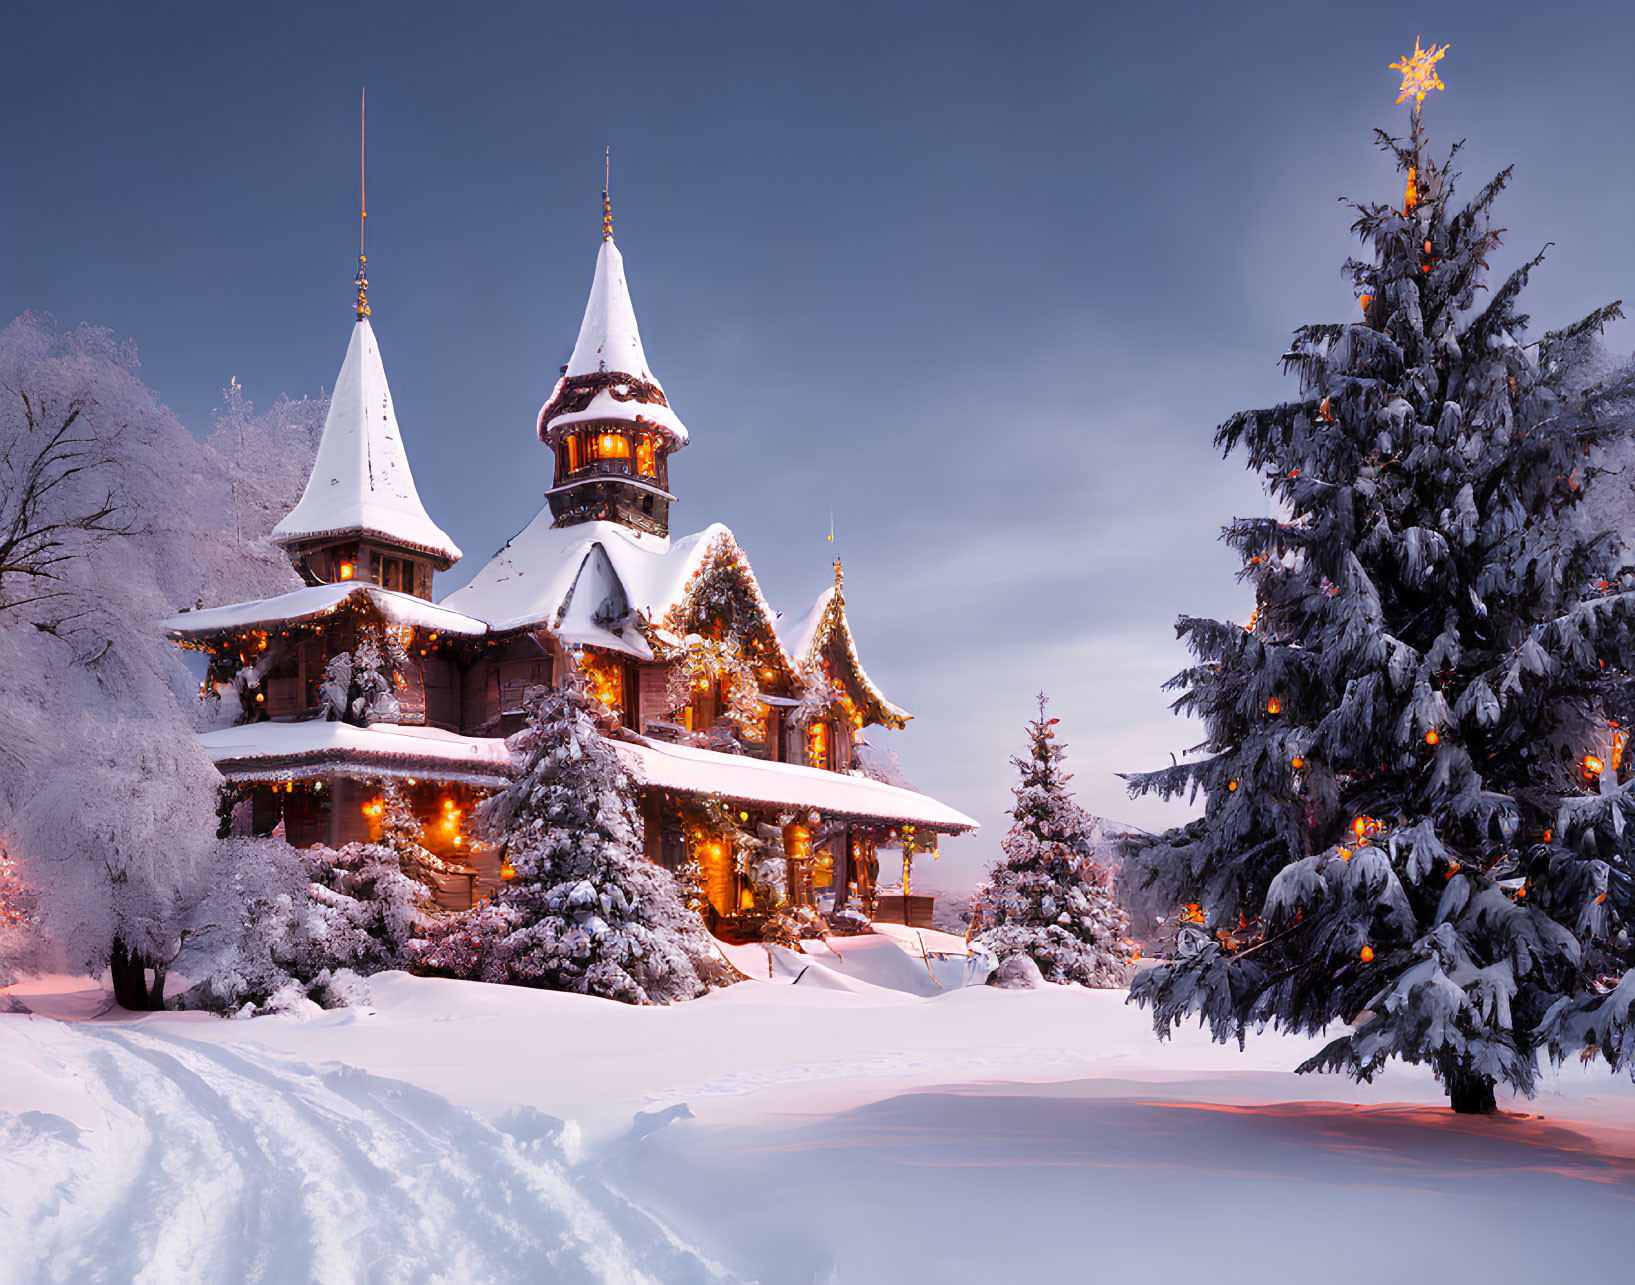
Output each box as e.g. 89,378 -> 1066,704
614,737 -> 977,832
198,721 -> 511,789
776,588 -> 831,667
272,319 -> 462,565
776,583 -> 911,726
440,515 -> 744,654
162,583 -> 489,640
539,238 -> 687,442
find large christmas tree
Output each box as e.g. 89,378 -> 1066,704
419,671 -> 733,1004
976,695 -> 1134,987
1124,69 -> 1635,1112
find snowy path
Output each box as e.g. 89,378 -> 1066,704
3,970 -> 1634,1283
0,1019 -> 727,1285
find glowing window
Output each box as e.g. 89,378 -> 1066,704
635,434 -> 657,477
562,435 -> 579,472
807,721 -> 830,771
592,431 -> 630,461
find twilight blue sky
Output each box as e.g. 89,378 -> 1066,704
5,1 -> 1634,884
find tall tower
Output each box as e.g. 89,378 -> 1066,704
536,176 -> 687,538
270,100 -> 461,597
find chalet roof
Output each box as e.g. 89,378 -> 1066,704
776,582 -> 911,727
440,515 -> 779,659
272,319 -> 462,566
197,721 -> 512,790
614,736 -> 976,832
195,718 -> 975,831
162,583 -> 489,642
537,237 -> 688,442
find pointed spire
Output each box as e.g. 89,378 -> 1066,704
538,224 -> 688,443
273,318 -> 461,567
355,88 -> 370,320
603,146 -> 613,242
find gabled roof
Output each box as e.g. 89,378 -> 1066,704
440,515 -> 801,670
441,513 -> 715,655
537,238 -> 688,443
776,576 -> 911,728
272,319 -> 462,566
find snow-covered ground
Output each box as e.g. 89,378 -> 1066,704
4,938 -> 1633,1284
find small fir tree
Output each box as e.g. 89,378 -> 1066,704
976,695 -> 1134,987
1123,115 -> 1635,1112
419,676 -> 733,1003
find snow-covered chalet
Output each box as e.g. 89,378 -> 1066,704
165,210 -> 975,938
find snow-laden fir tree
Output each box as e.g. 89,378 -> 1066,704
319,625 -> 407,725
419,674 -> 733,1003
177,834 -> 432,1013
1123,115 -> 1635,1113
975,695 -> 1134,987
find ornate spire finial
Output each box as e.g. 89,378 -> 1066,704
602,146 -> 613,242
833,557 -> 844,590
1391,37 -> 1448,113
355,88 -> 370,320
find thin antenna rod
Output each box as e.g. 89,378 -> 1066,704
355,89 -> 371,319
602,146 -> 613,241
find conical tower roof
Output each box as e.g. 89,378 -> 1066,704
537,236 -> 688,443
273,318 -> 461,566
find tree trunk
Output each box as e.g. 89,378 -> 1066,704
109,939 -> 151,1011
148,965 -> 167,1010
1438,1052 -> 1497,1115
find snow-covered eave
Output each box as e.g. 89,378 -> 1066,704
614,737 -> 974,832
198,721 -> 513,790
273,523 -> 462,568
163,584 -> 491,642
214,756 -> 513,792
830,611 -> 912,728
540,393 -> 688,443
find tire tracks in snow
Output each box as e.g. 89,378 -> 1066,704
0,1020 -> 734,1285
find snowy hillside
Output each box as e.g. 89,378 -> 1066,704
4,958 -> 1633,1283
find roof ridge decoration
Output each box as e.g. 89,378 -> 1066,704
272,318 -> 462,566
661,530 -> 799,673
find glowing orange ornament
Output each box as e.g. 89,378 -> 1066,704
1584,755 -> 1606,779
1266,697 -> 1282,715
1359,945 -> 1374,963
1425,729 -> 1439,746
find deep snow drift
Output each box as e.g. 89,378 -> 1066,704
3,945 -> 1633,1284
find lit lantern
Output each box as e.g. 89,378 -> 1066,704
1266,698 -> 1281,715
1291,756 -> 1304,770
500,859 -> 516,880
338,561 -> 356,581
1583,754 -> 1605,779
1359,945 -> 1374,962
1425,729 -> 1439,745
1227,780 -> 1238,792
